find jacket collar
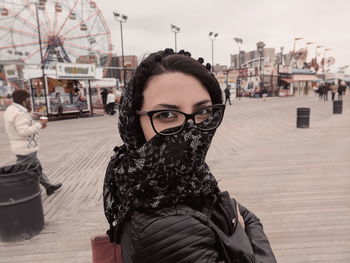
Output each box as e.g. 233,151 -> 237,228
13,103 -> 29,113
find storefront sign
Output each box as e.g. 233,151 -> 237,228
56,63 -> 96,79
4,65 -> 19,81
279,65 -> 292,74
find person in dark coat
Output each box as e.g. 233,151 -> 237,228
224,86 -> 232,105
323,83 -> 330,101
318,82 -> 326,100
103,49 -> 277,263
100,88 -> 108,113
338,81 -> 346,100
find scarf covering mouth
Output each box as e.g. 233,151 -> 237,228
103,81 -> 219,243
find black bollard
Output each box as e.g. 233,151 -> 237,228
0,164 -> 44,242
296,108 -> 310,128
333,100 -> 343,114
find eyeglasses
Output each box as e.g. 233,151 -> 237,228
137,104 -> 225,136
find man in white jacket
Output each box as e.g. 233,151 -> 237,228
4,90 -> 62,195
106,90 -> 116,115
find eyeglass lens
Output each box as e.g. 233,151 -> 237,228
152,106 -> 223,135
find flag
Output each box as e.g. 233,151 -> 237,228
294,37 -> 303,41
320,58 -> 325,66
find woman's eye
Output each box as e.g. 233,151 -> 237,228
154,111 -> 178,121
197,108 -> 212,116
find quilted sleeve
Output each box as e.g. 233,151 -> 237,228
239,204 -> 277,263
131,214 -> 222,263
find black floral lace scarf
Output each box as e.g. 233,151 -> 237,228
103,82 -> 219,243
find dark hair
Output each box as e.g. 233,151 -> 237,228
130,49 -> 223,146
132,51 -> 222,111
12,89 -> 30,104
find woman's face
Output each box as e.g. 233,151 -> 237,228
140,72 -> 212,141
23,97 -> 32,112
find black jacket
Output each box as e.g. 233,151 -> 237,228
120,192 -> 276,263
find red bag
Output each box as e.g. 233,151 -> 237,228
91,234 -> 123,263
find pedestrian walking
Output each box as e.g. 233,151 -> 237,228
106,89 -> 116,115
55,92 -> 63,116
316,83 -> 322,99
103,49 -> 276,263
3,90 -> 62,195
330,82 -> 337,101
318,82 -> 326,100
75,88 -> 86,117
324,83 -> 330,101
338,81 -> 346,100
224,86 -> 232,105
100,88 -> 108,113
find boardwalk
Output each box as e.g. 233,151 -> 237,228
0,94 -> 349,263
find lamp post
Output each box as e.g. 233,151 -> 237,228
323,48 -> 332,81
209,32 -> 219,72
315,45 -> 323,72
293,37 -> 303,54
35,2 -> 49,117
280,46 -> 284,65
170,24 -> 180,52
234,37 -> 243,97
278,46 -> 284,92
256,41 -> 265,89
113,12 -> 128,86
305,42 -> 314,63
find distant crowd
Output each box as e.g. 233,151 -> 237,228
315,81 -> 347,101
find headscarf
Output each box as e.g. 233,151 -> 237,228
103,50 -> 222,243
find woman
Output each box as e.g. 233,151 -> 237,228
55,92 -> 63,116
75,88 -> 86,117
103,49 -> 276,263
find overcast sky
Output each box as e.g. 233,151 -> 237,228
98,0 -> 349,72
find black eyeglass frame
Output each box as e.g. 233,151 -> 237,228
136,104 -> 225,136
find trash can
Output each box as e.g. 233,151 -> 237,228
296,108 -> 310,128
333,100 -> 343,114
0,164 -> 44,242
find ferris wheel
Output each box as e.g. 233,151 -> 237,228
0,0 -> 113,68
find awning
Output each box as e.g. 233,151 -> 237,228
292,74 -> 320,82
281,78 -> 293,83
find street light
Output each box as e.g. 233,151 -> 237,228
209,32 -> 219,71
113,11 -> 128,86
170,24 -> 180,52
323,48 -> 332,81
234,37 -> 243,97
305,42 -> 314,63
35,2 -> 49,116
280,46 -> 284,65
338,65 -> 349,73
315,45 -> 323,64
293,37 -> 303,54
256,41 -> 265,89
278,46 -> 284,88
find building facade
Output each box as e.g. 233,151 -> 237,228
231,48 -> 277,69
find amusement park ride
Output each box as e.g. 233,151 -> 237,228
0,0 -> 115,117
0,0 -> 113,67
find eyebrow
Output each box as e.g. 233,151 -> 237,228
193,99 -> 211,108
152,104 -> 180,110
152,99 -> 211,111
